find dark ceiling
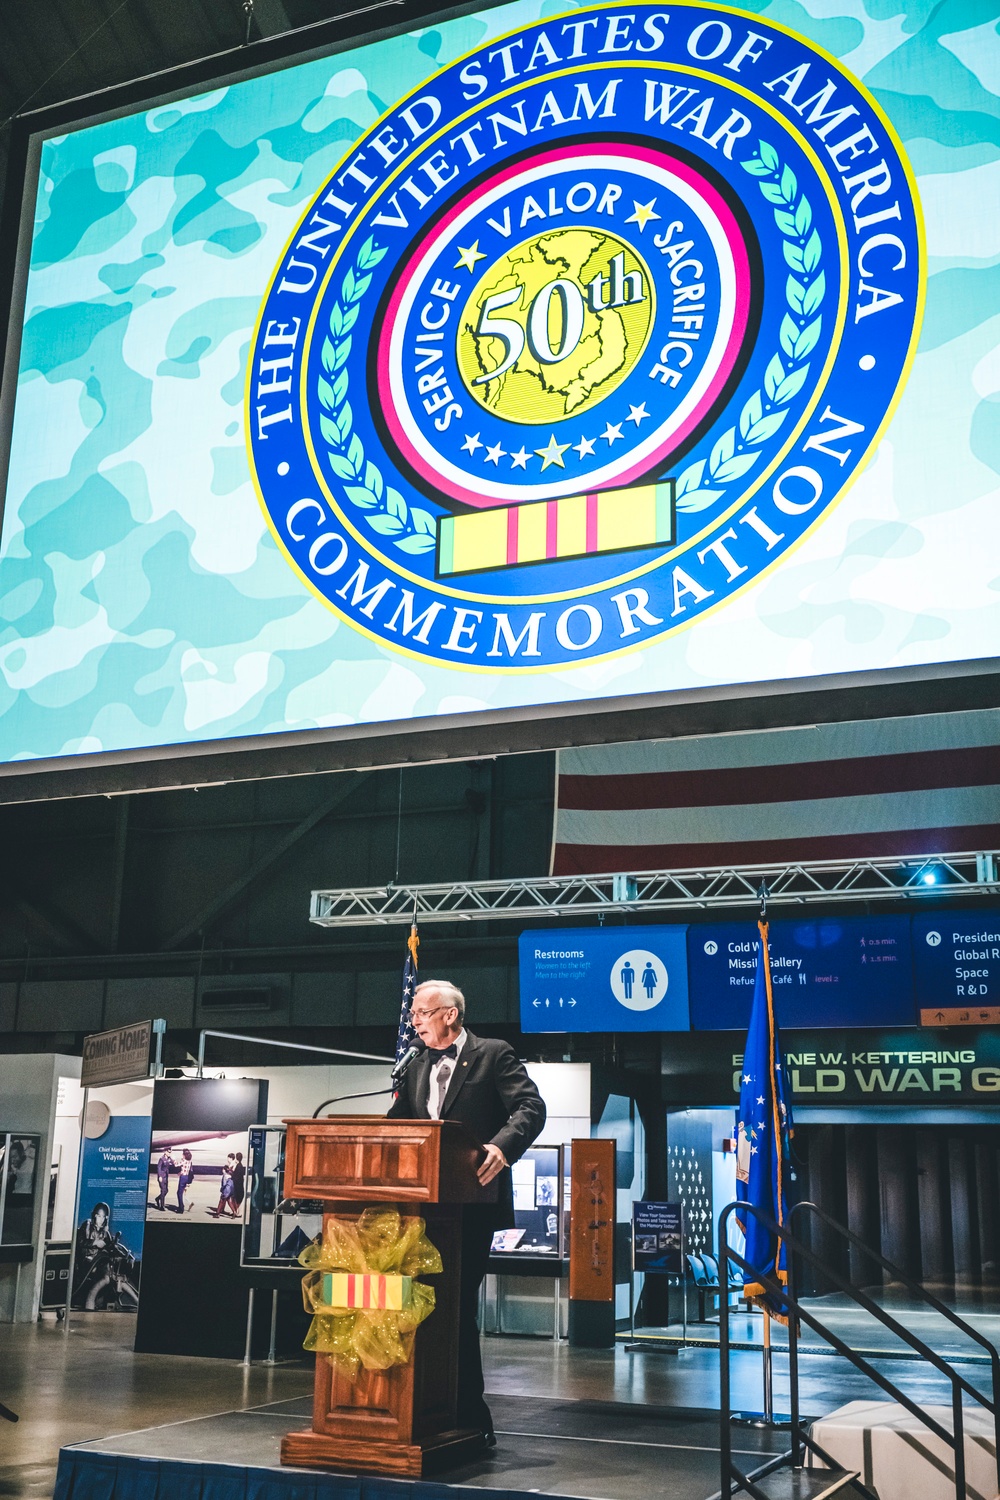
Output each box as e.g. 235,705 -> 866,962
0,0 -> 443,216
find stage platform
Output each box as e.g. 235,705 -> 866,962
53,1393 -> 849,1500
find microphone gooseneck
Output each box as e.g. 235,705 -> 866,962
311,1040 -> 426,1115
391,1038 -> 426,1084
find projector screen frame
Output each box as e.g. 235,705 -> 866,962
0,0 -> 995,805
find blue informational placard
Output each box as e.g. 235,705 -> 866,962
913,912 -> 1000,1019
632,1202 -> 683,1275
73,1115 -> 151,1311
519,925 -> 689,1033
687,916 -> 915,1031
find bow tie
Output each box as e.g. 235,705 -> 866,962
426,1044 -> 458,1061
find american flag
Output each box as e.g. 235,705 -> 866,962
552,708 -> 1000,874
396,924 -> 419,1067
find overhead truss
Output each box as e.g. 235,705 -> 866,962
310,851 -> 1000,927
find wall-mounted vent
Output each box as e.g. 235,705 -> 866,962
200,987 -> 273,1011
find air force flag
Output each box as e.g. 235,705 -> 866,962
735,920 -> 795,1317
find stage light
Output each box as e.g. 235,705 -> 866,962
921,870 -> 937,885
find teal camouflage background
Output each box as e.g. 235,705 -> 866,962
1,0 -> 998,763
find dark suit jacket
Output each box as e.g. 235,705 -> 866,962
387,1030 -> 546,1227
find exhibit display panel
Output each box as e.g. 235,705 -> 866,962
134,1077 -> 268,1357
242,1124 -> 323,1268
72,1115 -> 150,1311
491,1143 -> 567,1258
0,1133 -> 40,1257
0,0 -> 996,787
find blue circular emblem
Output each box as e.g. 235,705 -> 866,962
248,2 -> 923,671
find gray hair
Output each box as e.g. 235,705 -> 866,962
414,979 -> 465,1020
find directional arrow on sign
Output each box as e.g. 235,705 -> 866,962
532,999 -> 541,1008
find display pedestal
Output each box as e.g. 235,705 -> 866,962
278,1118 -> 494,1478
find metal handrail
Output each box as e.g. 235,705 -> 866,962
718,1200 -> 997,1500
720,1221 -> 952,1483
789,1198 -> 1000,1464
776,1215 -> 993,1409
791,1199 -> 1000,1367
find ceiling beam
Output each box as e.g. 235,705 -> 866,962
160,771 -> 372,951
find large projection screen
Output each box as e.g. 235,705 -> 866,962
0,0 -> 997,794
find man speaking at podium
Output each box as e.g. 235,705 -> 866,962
387,979 -> 545,1444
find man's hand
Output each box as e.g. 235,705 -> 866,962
478,1143 -> 507,1185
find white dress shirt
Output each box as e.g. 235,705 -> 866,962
427,1027 -> 467,1119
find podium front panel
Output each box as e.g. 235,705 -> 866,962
282,1117 -> 495,1205
284,1119 -> 443,1203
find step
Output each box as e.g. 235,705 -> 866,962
726,1463 -> 866,1500
808,1399 -> 999,1500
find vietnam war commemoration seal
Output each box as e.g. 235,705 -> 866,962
247,1 -> 923,672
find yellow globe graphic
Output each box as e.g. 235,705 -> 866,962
456,228 -> 655,425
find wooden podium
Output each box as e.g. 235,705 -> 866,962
279,1116 -> 495,1477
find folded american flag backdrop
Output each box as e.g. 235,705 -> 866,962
551,708 -> 1000,875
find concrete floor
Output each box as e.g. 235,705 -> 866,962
0,1316 -> 313,1500
1,1313 -> 996,1500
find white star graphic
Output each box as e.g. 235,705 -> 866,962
626,402 -> 649,426
484,441 -> 506,465
625,198 -> 660,232
461,433 -> 482,455
757,1096 -> 765,1105
510,446 -> 530,470
601,422 -> 623,445
535,433 -> 570,470
750,1144 -> 758,1155
573,434 -> 596,458
455,241 -> 487,273
743,1074 -> 752,1084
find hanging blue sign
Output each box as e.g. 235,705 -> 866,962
687,915 -> 915,1030
913,912 -> 1000,1025
519,924 -> 689,1031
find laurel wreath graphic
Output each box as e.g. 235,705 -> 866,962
316,235 -> 438,556
674,140 -> 826,514
315,147 -> 825,545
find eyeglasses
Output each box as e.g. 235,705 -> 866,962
411,1006 -> 455,1021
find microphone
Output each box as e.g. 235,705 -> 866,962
391,1039 -> 425,1084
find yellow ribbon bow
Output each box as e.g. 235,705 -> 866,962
299,1207 -> 442,1376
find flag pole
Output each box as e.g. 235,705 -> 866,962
733,878 -> 792,1428
759,880 -> 773,1425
